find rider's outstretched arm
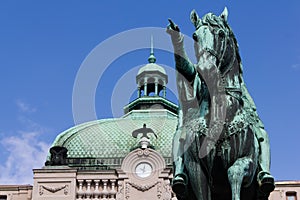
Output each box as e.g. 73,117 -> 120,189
167,19 -> 195,82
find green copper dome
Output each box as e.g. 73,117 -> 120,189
47,38 -> 178,169
49,110 -> 177,168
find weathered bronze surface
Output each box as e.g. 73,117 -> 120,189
45,146 -> 68,166
167,8 -> 274,200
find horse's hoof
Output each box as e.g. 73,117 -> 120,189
172,176 -> 187,196
172,182 -> 186,196
259,174 -> 275,194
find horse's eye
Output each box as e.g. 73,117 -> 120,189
192,33 -> 198,42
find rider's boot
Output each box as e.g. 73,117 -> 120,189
257,171 -> 275,195
251,125 -> 275,195
172,156 -> 188,196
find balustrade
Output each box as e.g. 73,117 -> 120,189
76,179 -> 118,200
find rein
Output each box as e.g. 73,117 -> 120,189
197,25 -> 236,80
192,26 -> 246,147
197,25 -> 241,101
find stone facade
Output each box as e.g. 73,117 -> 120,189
270,181 -> 300,200
0,185 -> 32,200
32,148 -> 175,200
1,181 -> 300,199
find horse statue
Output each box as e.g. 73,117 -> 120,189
167,8 -> 275,200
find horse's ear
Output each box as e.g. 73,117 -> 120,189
220,7 -> 228,22
190,9 -> 201,28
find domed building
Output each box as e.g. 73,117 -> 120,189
1,39 -> 299,200
32,42 -> 179,200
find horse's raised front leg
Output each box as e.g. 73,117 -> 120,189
227,157 -> 256,200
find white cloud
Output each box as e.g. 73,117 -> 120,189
15,100 -> 37,113
0,130 -> 51,184
0,100 -> 52,184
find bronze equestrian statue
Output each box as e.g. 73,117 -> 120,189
167,7 -> 275,200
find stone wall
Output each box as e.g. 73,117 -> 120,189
0,185 -> 32,200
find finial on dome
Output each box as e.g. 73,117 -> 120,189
148,35 -> 156,63
132,124 -> 157,149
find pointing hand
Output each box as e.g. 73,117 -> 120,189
166,18 -> 180,35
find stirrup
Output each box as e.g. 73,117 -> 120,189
257,172 -> 275,194
172,174 -> 188,195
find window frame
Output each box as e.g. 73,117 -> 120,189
0,195 -> 7,200
286,191 -> 297,200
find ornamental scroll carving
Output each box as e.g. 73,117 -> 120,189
39,184 -> 68,195
7,194 -> 12,200
116,181 -> 124,200
163,180 -> 172,200
157,181 -> 162,199
136,149 -> 150,157
125,182 -> 130,199
157,180 -> 172,200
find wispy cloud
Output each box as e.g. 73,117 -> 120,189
291,63 -> 300,70
15,99 -> 37,113
0,130 -> 51,184
0,101 -> 50,184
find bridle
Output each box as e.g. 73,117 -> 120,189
193,24 -> 236,77
195,23 -> 243,111
194,24 -> 239,93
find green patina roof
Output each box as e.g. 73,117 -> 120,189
124,96 -> 178,114
51,109 -> 178,161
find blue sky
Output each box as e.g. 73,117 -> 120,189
0,1 -> 299,184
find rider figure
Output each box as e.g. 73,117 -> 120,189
166,16 -> 275,196
172,66 -> 203,196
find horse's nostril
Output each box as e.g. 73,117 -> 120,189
193,33 -> 198,41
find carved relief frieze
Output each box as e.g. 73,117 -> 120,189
128,180 -> 159,192
39,184 -> 69,196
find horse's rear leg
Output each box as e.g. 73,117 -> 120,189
227,157 -> 255,200
186,161 -> 211,200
